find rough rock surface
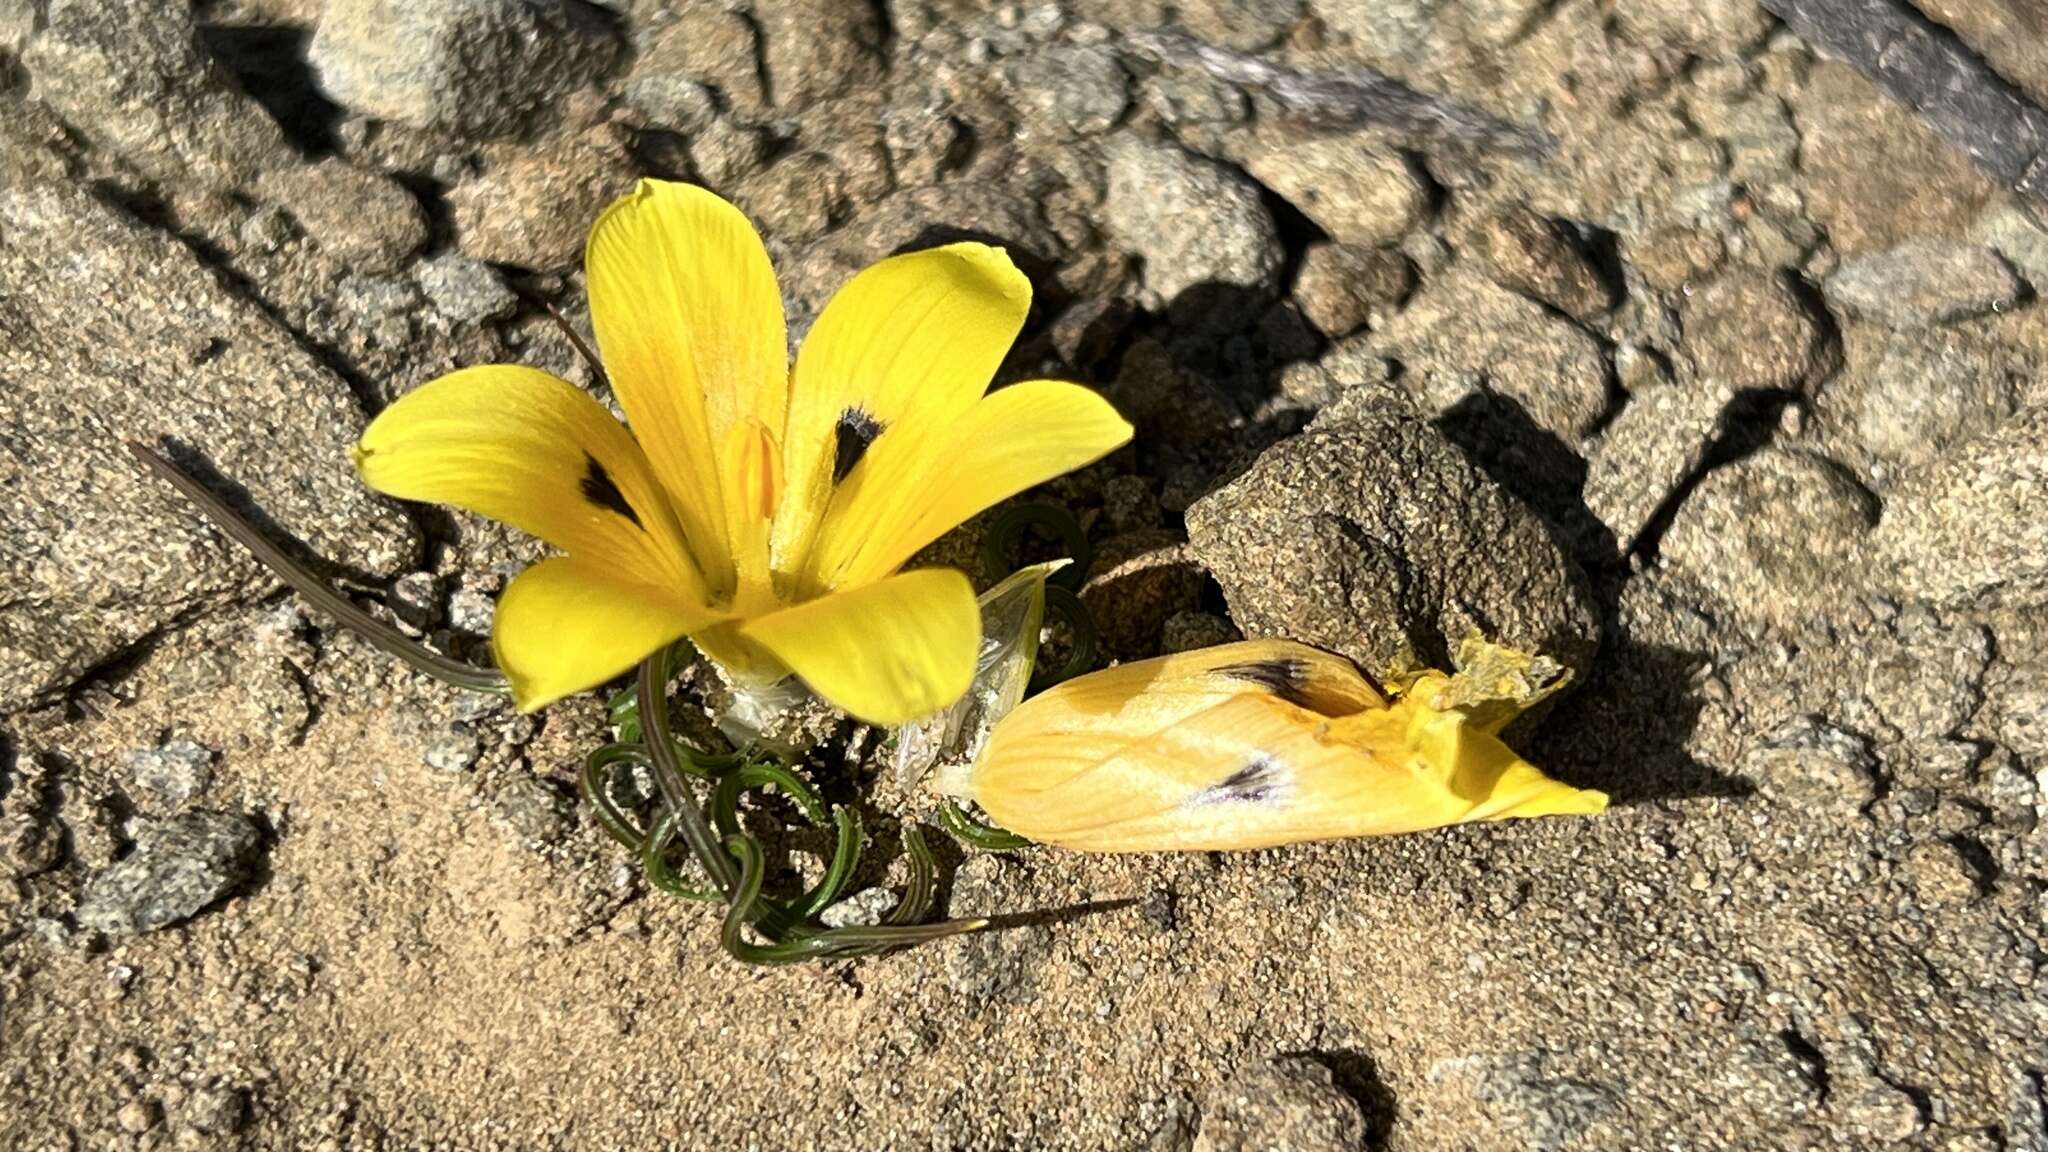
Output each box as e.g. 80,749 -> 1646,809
1103,135 -> 1284,307
1192,1056 -> 1370,1152
1292,242 -> 1413,337
74,811 -> 262,937
1824,241 -> 2022,328
0,178 -> 416,709
6,1 -> 2048,1148
1583,379 -> 1733,548
1185,401 -> 1602,683
1681,270 -> 1829,392
449,129 -> 638,271
1660,446 -> 1879,625
1870,403 -> 2048,606
309,0 -> 618,139
24,0 -> 290,187
1242,133 -> 1429,246
1465,204 -> 1612,321
1847,328 -> 2023,473
1369,265 -> 1611,442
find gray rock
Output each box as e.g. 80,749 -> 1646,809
1,756 -> 61,879
1989,661 -> 2048,759
1176,0 -> 1304,51
1243,135 -> 1429,247
253,159 -> 427,274
1185,400 -> 1602,684
1442,1052 -> 1620,1152
449,129 -> 636,271
1852,329 -> 2020,471
1312,0 -> 1440,65
1583,379 -> 1732,548
1824,242 -> 2021,328
1369,265 -> 1610,442
75,811 -> 263,937
178,1084 -> 249,1136
1716,95 -> 1802,187
1659,447 -> 1878,625
732,151 -> 846,241
1101,475 -> 1163,533
757,0 -> 885,113
423,725 -> 482,773
125,739 -> 215,808
1976,200 -> 2048,289
415,253 -> 520,326
309,0 -> 618,139
1292,243 -> 1413,338
489,776 -> 573,845
1742,716 -> 1878,809
1796,62 -> 1997,256
1837,1076 -> 1928,1142
1161,610 -> 1241,653
0,179 -> 416,710
1103,136 -> 1283,307
1869,404 -> 2048,606
882,104 -> 971,187
947,923 -> 1053,1004
1,0 -> 38,56
1466,205 -> 1611,322
1144,70 -> 1251,126
449,581 -> 496,635
686,119 -> 772,189
1193,1057 -> 1368,1152
1612,0 -> 1771,54
23,0 -> 290,188
1681,270 -> 1828,392
1009,45 -> 1129,135
819,886 -> 897,929
115,1099 -> 158,1135
1916,0 -> 2048,109
626,7 -> 767,126
1078,530 -> 1207,661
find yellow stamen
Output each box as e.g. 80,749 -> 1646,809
725,419 -> 782,608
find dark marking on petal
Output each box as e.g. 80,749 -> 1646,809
1189,755 -> 1286,807
1219,657 -> 1314,709
832,407 -> 885,484
579,453 -> 641,528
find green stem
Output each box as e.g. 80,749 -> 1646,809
637,653 -> 739,897
641,809 -> 724,902
982,502 -> 1091,590
937,799 -> 1034,852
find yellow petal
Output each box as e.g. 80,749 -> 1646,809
492,556 -> 717,711
970,641 -> 1605,852
773,243 -> 1032,582
810,379 -> 1132,588
739,568 -> 980,725
355,365 -> 702,595
586,179 -> 788,593
985,639 -> 1385,773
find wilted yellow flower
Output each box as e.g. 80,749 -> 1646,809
354,180 -> 1131,722
963,638 -> 1607,852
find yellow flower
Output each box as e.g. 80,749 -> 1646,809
353,180 -> 1132,722
963,638 -> 1607,852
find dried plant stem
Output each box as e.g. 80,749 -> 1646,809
1760,0 -> 2048,200
125,441 -> 507,695
1123,29 -> 1555,156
